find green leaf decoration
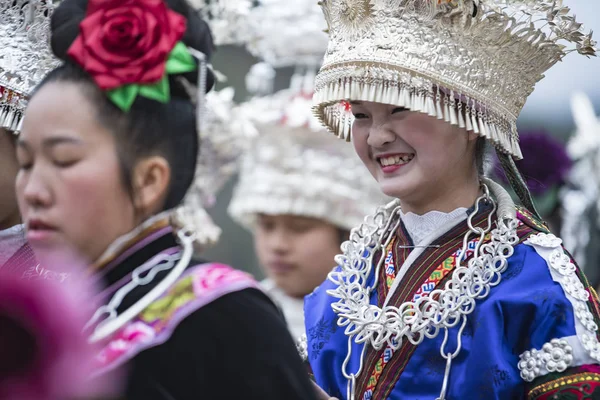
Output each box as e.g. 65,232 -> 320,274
138,75 -> 170,104
105,42 -> 196,111
107,84 -> 140,112
165,41 -> 197,75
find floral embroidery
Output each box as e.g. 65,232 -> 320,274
97,322 -> 155,367
476,365 -> 510,400
95,263 -> 256,374
526,233 -> 600,365
363,236 -> 482,399
308,316 -> 337,360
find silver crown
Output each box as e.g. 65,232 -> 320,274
0,0 -> 60,133
313,0 -> 596,159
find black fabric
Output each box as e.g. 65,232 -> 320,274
126,288 -> 317,400
101,232 -> 180,290
100,229 -> 317,400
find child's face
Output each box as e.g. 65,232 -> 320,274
350,101 -> 479,213
254,214 -> 342,298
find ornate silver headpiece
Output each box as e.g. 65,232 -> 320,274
313,0 -> 596,159
172,87 -> 257,250
0,0 -> 60,133
188,0 -> 257,45
244,0 -> 329,68
229,75 -> 389,231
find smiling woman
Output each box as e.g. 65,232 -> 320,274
304,1 -> 600,400
13,0 -> 318,399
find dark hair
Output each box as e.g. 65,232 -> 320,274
36,0 -> 215,211
475,137 -> 490,176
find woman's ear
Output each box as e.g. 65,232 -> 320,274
131,156 -> 171,217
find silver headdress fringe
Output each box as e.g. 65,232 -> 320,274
313,0 -> 596,160
0,0 -> 60,134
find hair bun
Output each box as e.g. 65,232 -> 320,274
168,0 -> 216,93
50,0 -> 87,61
50,0 -> 215,93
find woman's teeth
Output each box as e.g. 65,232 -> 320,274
379,154 -> 414,166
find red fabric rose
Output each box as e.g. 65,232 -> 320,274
67,0 -> 187,90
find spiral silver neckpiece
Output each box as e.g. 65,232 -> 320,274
327,184 -> 519,400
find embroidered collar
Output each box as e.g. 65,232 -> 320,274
92,212 -> 172,274
400,208 -> 468,245
327,186 -> 519,399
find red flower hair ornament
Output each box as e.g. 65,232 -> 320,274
67,0 -> 198,111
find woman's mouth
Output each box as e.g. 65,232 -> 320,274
267,261 -> 296,276
26,219 -> 58,243
377,153 -> 415,173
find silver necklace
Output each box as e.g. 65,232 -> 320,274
328,183 -> 519,400
86,228 -> 195,343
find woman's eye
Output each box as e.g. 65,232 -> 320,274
392,107 -> 408,114
352,113 -> 368,119
289,223 -> 313,234
53,160 -> 78,168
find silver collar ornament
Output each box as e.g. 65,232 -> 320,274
329,179 -> 518,400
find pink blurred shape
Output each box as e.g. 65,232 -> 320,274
0,255 -> 123,400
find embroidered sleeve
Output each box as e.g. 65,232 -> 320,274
520,233 -> 600,396
527,365 -> 600,399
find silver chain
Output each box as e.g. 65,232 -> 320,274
328,186 -> 519,399
86,229 -> 195,343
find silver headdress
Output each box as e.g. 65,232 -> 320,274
244,0 -> 329,68
188,0 -> 257,45
0,0 -> 60,133
228,73 -> 390,231
560,92 -> 600,278
172,86 -> 256,250
313,0 -> 596,160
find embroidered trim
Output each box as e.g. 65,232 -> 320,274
328,192 -> 519,399
94,263 -> 257,375
528,232 -> 562,249
519,339 -> 574,382
527,372 -> 600,399
363,235 -> 482,399
525,233 -> 600,369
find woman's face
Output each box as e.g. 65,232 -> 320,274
15,82 -> 137,264
351,101 -> 479,213
254,214 -> 342,298
0,129 -> 21,230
